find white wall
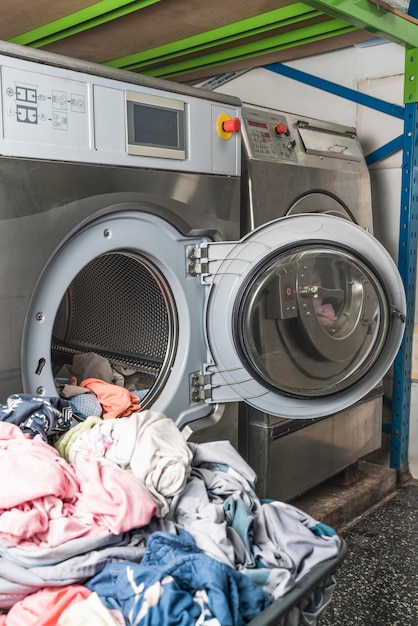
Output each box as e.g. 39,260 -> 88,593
214,41 -> 404,124
215,41 -> 418,476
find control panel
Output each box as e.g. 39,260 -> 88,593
242,103 -> 364,165
242,107 -> 297,163
0,56 -> 241,176
1,66 -> 89,149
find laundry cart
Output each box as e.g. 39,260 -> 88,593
249,539 -> 347,626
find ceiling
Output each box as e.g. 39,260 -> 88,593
2,0 -> 417,85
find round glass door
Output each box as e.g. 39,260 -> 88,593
205,213 -> 405,418
237,245 -> 388,397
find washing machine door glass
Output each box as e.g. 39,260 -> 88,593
239,245 -> 386,396
205,214 -> 405,419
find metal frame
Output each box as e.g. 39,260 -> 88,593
304,0 -> 418,48
5,1 -> 418,81
265,47 -> 418,474
105,8 -> 354,77
9,0 -> 162,48
391,48 -> 418,473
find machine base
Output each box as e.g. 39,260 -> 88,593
239,389 -> 383,502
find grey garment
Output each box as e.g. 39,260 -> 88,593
188,440 -> 257,489
253,502 -> 341,581
193,466 -> 255,509
251,501 -> 341,598
0,530 -> 139,568
168,475 -> 236,568
168,440 -> 341,600
56,352 -> 124,386
168,475 -> 296,597
57,382 -> 91,398
167,443 -> 258,569
167,442 -> 256,568
0,532 -> 148,609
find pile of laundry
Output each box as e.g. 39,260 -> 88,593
0,354 -> 342,625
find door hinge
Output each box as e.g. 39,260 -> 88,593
187,244 -> 209,277
190,369 -> 213,402
186,242 -> 236,282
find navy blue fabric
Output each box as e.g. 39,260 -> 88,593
0,394 -> 73,442
87,529 -> 272,625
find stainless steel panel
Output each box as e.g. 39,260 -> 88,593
241,158 -> 373,234
240,105 -> 373,234
239,391 -> 383,501
0,157 -> 240,401
297,122 -> 363,160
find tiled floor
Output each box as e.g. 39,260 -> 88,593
320,480 -> 418,625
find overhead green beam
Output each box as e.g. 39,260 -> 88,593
106,3 -> 321,70
9,0 -> 161,48
303,0 -> 418,47
140,20 -> 355,78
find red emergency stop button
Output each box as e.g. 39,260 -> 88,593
274,122 -> 289,136
217,113 -> 241,140
222,117 -> 241,133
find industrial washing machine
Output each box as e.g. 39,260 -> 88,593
0,44 -> 406,486
238,102 -> 397,500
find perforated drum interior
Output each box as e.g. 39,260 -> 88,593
51,251 -> 178,404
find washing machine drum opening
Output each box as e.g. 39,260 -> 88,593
238,245 -> 388,397
51,251 -> 177,405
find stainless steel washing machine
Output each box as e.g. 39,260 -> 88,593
0,44 -> 406,477
238,102 -> 397,500
0,41 -> 241,435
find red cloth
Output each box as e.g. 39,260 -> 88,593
80,378 -> 140,419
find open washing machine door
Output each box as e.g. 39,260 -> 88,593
23,207 -> 217,428
201,212 -> 405,419
23,210 -> 405,428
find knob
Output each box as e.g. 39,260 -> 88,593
274,122 -> 289,136
222,117 -> 241,133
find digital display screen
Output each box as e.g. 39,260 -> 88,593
248,120 -> 268,129
126,97 -> 185,158
130,103 -> 179,148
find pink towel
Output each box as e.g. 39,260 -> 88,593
0,422 -> 157,548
